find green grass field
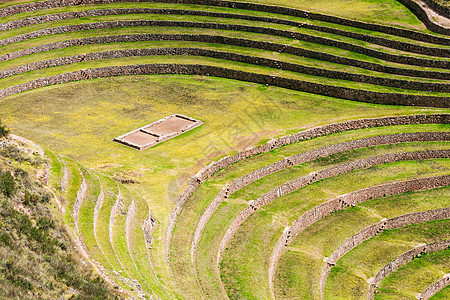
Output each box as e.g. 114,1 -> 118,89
219,165 -> 449,299
328,219 -> 450,299
375,248 -> 450,299
0,0 -> 448,298
277,188 -> 449,299
432,285 -> 450,299
1,76 -> 448,297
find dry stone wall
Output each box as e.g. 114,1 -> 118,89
268,175 -> 450,296
2,33 -> 447,80
2,48 -> 449,92
73,166 -> 88,234
367,240 -> 450,299
418,273 -> 450,300
1,20 -> 448,69
320,207 -> 450,297
0,0 -> 448,44
0,64 -> 448,108
422,0 -> 450,18
192,133 -> 450,265
109,189 -> 123,262
93,173 -> 104,239
166,114 -> 449,259
126,200 -> 136,261
217,150 -> 450,264
0,8 -> 447,58
396,0 -> 450,35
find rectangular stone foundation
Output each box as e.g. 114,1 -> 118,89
113,114 -> 203,150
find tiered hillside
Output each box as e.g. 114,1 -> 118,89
0,0 -> 448,299
0,0 -> 449,105
0,132 -> 120,298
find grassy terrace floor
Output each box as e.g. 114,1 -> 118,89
235,0 -> 427,29
327,220 -> 450,299
0,18 -> 447,67
0,2 -> 447,103
374,248 -> 450,300
432,285 -> 450,299
275,187 -> 450,300
229,143 -> 450,200
110,184 -> 153,294
1,56 -> 449,99
0,7 -> 447,76
0,0 -> 448,298
92,173 -> 124,275
212,160 -> 450,299
61,157 -> 83,227
327,219 -> 449,299
77,166 -> 108,272
1,74 -> 447,297
43,148 -> 63,191
0,2 -> 446,47
170,127 -> 449,298
0,0 -> 431,32
1,40 -> 449,79
0,35 -> 447,96
1,12 -> 449,56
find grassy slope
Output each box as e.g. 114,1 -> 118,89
0,2 -> 445,48
0,5 -> 446,97
375,248 -> 450,300
328,219 -> 450,299
431,285 -> 450,299
0,0 -> 428,31
170,125 -> 450,298
93,174 -> 125,276
1,74 -> 448,298
0,0 -> 447,298
1,13 -> 448,55
236,0 -> 426,30
61,157 -> 82,228
219,161 -> 450,299
275,187 -> 449,300
0,136 -> 119,299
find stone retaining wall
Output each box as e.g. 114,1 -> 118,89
166,114 -> 449,261
320,207 -> 450,297
73,166 -> 88,234
126,200 -> 136,262
0,64 -> 448,108
396,0 -> 450,35
217,150 -> 450,264
0,0 -> 448,44
167,114 -> 450,260
422,0 -> 450,18
0,8 -> 448,58
1,20 -> 447,69
2,48 -> 448,92
418,273 -> 450,300
192,133 -> 450,265
93,173 -> 104,240
367,240 -> 450,299
2,34 -> 447,81
109,189 -> 123,258
268,175 -> 450,296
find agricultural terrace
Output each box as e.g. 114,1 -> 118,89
0,0 -> 448,299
